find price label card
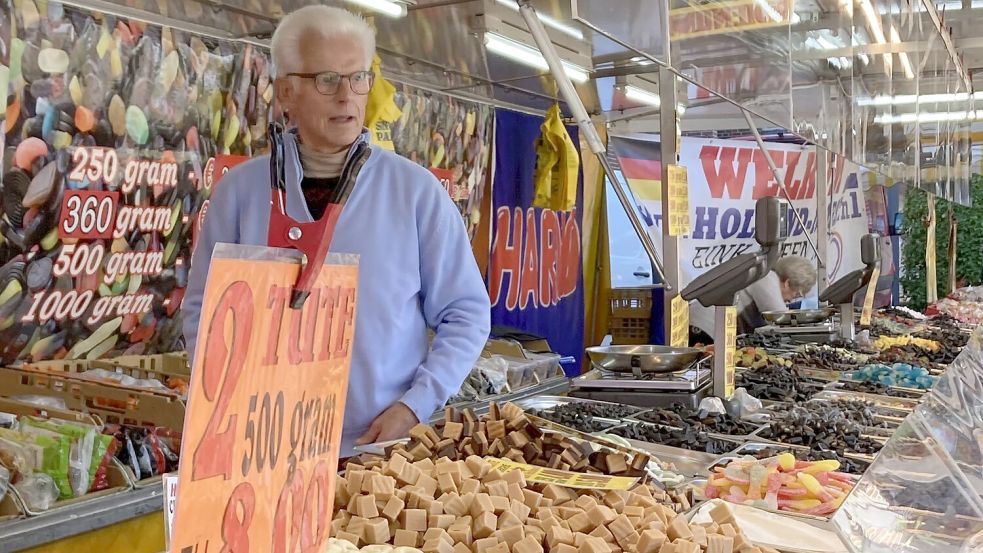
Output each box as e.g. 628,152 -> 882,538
666,165 -> 690,237
163,473 -> 179,550
171,245 -> 357,553
860,265 -> 881,327
669,295 -> 689,347
723,306 -> 737,398
58,190 -> 120,240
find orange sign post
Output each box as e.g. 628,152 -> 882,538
172,246 -> 357,553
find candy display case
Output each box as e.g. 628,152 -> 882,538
831,327 -> 983,552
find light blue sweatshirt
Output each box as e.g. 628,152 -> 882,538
183,129 -> 491,456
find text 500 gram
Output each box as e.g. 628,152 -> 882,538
240,391 -> 338,478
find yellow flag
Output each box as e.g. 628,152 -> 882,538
365,54 -> 402,151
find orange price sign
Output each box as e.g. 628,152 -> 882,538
171,244 -> 357,553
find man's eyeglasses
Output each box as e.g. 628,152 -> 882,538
286,70 -> 374,95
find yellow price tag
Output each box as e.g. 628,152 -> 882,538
670,295 -> 689,347
483,458 -> 639,490
860,265 -> 880,327
666,165 -> 690,237
723,306 -> 737,398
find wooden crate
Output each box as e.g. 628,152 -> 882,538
609,288 -> 653,345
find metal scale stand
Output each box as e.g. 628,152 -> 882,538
568,356 -> 714,410
819,234 -> 881,341
680,197 -> 789,399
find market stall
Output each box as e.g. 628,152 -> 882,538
0,0 -> 980,551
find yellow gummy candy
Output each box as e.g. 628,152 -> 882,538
710,477 -> 732,488
802,460 -> 840,474
797,473 -> 824,496
777,453 -> 795,471
783,499 -> 821,511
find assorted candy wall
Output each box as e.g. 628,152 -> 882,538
0,1 -> 493,363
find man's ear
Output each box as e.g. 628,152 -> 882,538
275,78 -> 294,109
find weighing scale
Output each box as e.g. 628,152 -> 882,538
568,355 -> 713,410
572,197 -> 789,406
819,233 -> 881,340
681,196 -> 790,398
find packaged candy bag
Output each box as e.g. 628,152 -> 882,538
0,427 -> 70,499
19,417 -> 100,498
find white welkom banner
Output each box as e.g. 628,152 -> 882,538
610,135 -> 868,332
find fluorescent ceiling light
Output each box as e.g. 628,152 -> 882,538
484,32 -> 590,83
874,110 -> 977,124
344,0 -> 406,18
859,0 -> 886,44
494,0 -> 584,40
622,85 -> 660,107
858,92 -> 978,106
889,27 -> 914,79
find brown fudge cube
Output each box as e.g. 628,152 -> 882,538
487,420 -> 507,440
555,544 -> 579,553
449,524 -> 473,545
474,511 -> 498,539
490,496 -> 511,514
498,511 -> 523,529
364,518 -> 391,544
587,505 -> 616,526
444,421 -> 465,441
383,496 -> 405,522
636,530 -> 668,553
672,539 -> 700,553
470,493 -> 495,517
614,530 -> 639,550
466,456 -> 491,479
658,544 -> 677,553
418,474 -> 440,497
486,480 -> 509,498
605,454 -> 628,474
429,500 -> 446,516
719,524 -> 737,538
474,537 -> 501,553
732,535 -> 751,552
510,498 -> 532,520
544,485 -> 575,505
395,530 -> 420,547
558,507 -> 581,520
403,509 -> 428,532
608,515 -> 635,539
460,478 -> 481,496
494,524 -> 526,548
445,496 -> 469,517
487,543 -> 510,553
401,464 -> 423,486
430,514 -> 456,529
502,469 -> 526,487
579,536 -> 609,553
425,527 -> 455,545
438,472 -> 459,494
689,526 -> 707,548
574,495 -> 598,511
590,525 -> 616,543
483,468 -> 504,483
568,512 -> 593,533
423,539 -> 455,553
623,506 -> 644,519
602,491 -> 626,511
666,517 -> 693,542
522,489 -> 543,509
514,535 -> 545,553
336,531 -> 361,547
454,544 -> 473,553
355,495 -> 380,518
710,503 -> 736,527
546,525 -> 575,547
705,537 -> 733,553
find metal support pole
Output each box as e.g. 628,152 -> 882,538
816,147 -> 829,292
517,0 -> 669,288
740,110 -> 824,268
838,303 -> 855,341
660,66 -> 683,340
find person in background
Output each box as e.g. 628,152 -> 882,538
689,255 -> 817,339
182,5 -> 491,457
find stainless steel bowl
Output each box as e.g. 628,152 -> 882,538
761,308 -> 836,326
585,345 -> 705,374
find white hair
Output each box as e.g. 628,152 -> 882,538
270,5 -> 376,77
773,255 -> 817,295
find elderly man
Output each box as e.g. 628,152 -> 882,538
183,5 -> 491,456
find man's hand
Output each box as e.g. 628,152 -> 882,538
355,401 -> 419,445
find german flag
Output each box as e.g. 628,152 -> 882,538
610,136 -> 663,201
